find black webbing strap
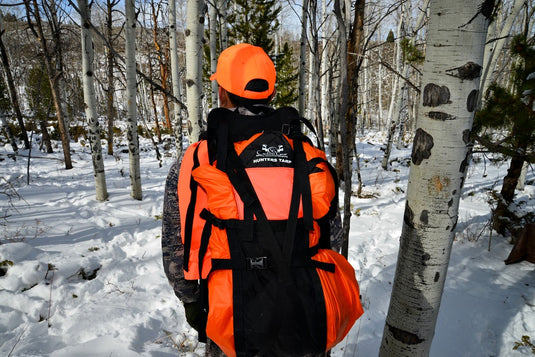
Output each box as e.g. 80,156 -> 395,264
215,112 -> 230,171
225,149 -> 291,280
282,137 -> 313,262
183,144 -> 201,272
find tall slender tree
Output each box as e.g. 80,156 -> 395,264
168,0 -> 184,156
79,0 -> 108,202
185,0 -> 204,144
298,0 -> 309,116
104,0 -> 120,156
379,1 -> 495,355
125,0 -> 142,200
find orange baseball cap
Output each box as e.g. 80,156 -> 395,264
210,43 -> 276,100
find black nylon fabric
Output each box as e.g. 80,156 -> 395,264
225,220 -> 327,357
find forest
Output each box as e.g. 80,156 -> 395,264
0,0 -> 534,356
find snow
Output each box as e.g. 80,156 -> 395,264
1,135 -> 534,357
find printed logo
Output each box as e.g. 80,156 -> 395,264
253,144 -> 291,164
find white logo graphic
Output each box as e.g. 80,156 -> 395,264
253,144 -> 291,164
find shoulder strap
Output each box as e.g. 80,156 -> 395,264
183,144 -> 201,273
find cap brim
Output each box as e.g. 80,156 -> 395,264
210,73 -> 217,81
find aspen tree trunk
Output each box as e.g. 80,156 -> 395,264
328,64 -> 338,159
377,47 -> 384,131
396,0 -> 411,148
320,0 -> 329,133
218,0 -> 228,49
125,0 -> 142,200
185,0 -> 204,144
382,3 -> 407,168
169,0 -> 184,156
307,0 -> 324,148
0,14 -> 29,150
333,0 -> 350,257
105,0 -> 118,156
79,0 -> 108,202
28,0 -> 73,169
150,0 -> 171,130
298,0 -> 309,116
361,42 -> 369,132
209,0 -> 218,108
479,0 -> 525,102
379,1 -> 492,355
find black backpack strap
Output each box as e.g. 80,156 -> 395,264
283,136 -> 314,261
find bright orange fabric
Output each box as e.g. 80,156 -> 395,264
178,141 -> 212,280
313,249 -> 364,350
178,135 -> 361,356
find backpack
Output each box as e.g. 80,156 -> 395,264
177,107 -> 363,357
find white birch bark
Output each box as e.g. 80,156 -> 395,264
396,1 -> 412,148
379,0 -> 491,355
298,0 -> 310,116
320,0 -> 330,129
516,161 -> 528,191
307,0 -> 320,140
125,0 -> 142,200
377,47 -> 384,131
479,0 -> 525,102
218,0 -> 228,49
185,0 -> 204,144
169,0 -> 184,156
208,0 -> 218,108
381,9 -> 404,169
79,0 -> 108,202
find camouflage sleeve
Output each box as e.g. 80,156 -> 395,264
329,207 -> 343,253
161,157 -> 200,304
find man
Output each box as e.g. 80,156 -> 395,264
162,43 -> 348,357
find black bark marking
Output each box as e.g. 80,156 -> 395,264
445,62 -> 482,80
448,198 -> 453,207
460,152 -> 470,174
185,29 -> 191,36
467,90 -> 478,112
411,128 -> 434,165
451,219 -> 458,232
404,203 -> 415,229
387,323 -> 424,345
186,79 -> 195,87
434,272 -> 440,282
459,0 -> 498,28
422,253 -> 431,265
428,111 -> 456,121
423,83 -> 451,107
462,129 -> 471,144
420,210 -> 429,225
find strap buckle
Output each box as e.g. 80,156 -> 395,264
246,256 -> 269,270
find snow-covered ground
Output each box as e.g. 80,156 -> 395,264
1,134 -> 534,357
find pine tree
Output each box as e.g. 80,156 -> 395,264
273,42 -> 299,107
226,0 -> 297,107
473,34 -> 535,235
227,0 -> 280,53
